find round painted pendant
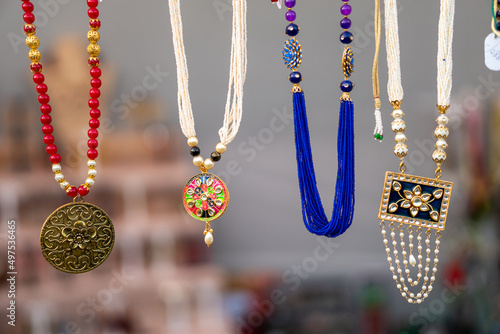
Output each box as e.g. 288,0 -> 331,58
183,173 -> 229,247
183,173 -> 229,221
40,201 -> 115,274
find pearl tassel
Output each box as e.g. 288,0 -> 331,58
373,108 -> 383,141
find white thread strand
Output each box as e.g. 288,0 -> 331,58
374,108 -> 384,138
437,0 -> 454,106
168,0 -> 247,146
384,0 -> 403,102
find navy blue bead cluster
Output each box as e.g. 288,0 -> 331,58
339,0 -> 354,93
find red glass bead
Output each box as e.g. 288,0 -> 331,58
46,145 -> 57,155
88,8 -> 99,19
87,0 -> 98,8
89,88 -> 101,99
30,63 -> 42,73
23,13 -> 35,24
89,19 -> 101,30
90,109 -> 101,119
40,115 -> 52,124
22,2 -> 34,12
88,129 -> 99,139
78,185 -> 90,197
89,119 -> 100,129
87,139 -> 98,149
36,84 -> 48,94
90,67 -> 101,78
38,94 -> 50,104
42,124 -> 53,134
88,99 -> 99,108
24,24 -> 36,35
66,186 -> 78,198
40,104 -> 51,114
43,135 -> 55,145
33,73 -> 44,84
91,78 -> 102,88
50,154 -> 61,164
88,58 -> 100,67
87,149 -> 98,160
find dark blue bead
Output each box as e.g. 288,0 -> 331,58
497,11 -> 500,19
289,71 -> 302,84
340,80 -> 353,92
340,31 -> 353,44
286,23 -> 300,37
190,146 -> 201,156
340,18 -> 351,29
496,21 -> 500,31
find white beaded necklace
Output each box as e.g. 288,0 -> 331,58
377,0 -> 455,304
168,0 -> 247,246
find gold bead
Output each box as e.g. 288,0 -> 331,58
87,30 -> 100,44
26,35 -> 40,49
88,57 -> 100,67
394,143 -> 408,158
89,19 -> 101,31
87,44 -> 101,57
187,137 -> 199,147
215,143 -> 227,154
28,49 -> 41,62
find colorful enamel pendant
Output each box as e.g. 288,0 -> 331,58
40,201 -> 115,274
182,173 -> 229,246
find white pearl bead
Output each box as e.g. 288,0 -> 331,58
387,257 -> 392,262
422,286 -> 427,291
435,139 -> 448,150
55,173 -> 65,182
432,268 -> 437,273
402,251 -> 407,256
408,278 -> 413,283
424,277 -> 429,281
391,232 -> 396,237
400,277 -> 405,282
431,277 -> 435,281
395,259 -> 400,264
417,236 -> 422,241
392,241 -> 397,246
52,164 -> 61,173
88,169 -> 97,177
386,247 -> 390,253
395,133 -> 407,143
426,258 -> 431,263
428,286 -> 433,291
424,293 -> 428,298
392,109 -> 404,119
437,115 -> 449,125
400,232 -> 404,238
425,239 -> 430,244
383,239 -> 388,244
381,230 -> 386,235
405,269 -> 410,274
435,249 -> 439,254
417,293 -> 422,298
88,160 -> 97,168
397,284 -> 401,289
408,299 -> 413,303
187,137 -> 199,147
215,143 -> 227,153
400,242 -> 405,247
417,299 -> 422,304
418,245 -> 422,250
390,266 -> 395,271
436,240 -> 440,245
398,268 -> 402,273
193,156 -> 204,167
434,259 -> 439,263
391,119 -> 406,132
393,250 -> 398,255
418,255 -> 423,260
410,255 -> 416,266
417,273 -> 422,278
204,231 -> 214,247
393,275 -> 398,280
60,181 -> 70,189
402,292 -> 407,297
418,264 -> 422,269
403,287 -> 408,292
85,178 -> 95,187
409,234 -> 413,239
410,293 -> 414,298
403,260 -> 408,265
434,126 -> 450,139
204,159 -> 215,170
426,249 -> 431,253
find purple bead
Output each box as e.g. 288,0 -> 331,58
340,18 -> 351,29
285,10 -> 296,22
340,4 -> 352,16
284,0 -> 296,8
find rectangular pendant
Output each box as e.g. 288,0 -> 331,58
378,171 -> 453,231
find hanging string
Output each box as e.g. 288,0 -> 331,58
293,92 -> 355,237
372,0 -> 383,141
437,0 -> 454,106
168,0 -> 247,145
384,0 -> 404,102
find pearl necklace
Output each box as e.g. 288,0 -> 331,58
377,0 -> 455,304
20,0 -> 114,274
168,0 -> 247,246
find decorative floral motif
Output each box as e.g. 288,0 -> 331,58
183,173 -> 229,222
389,182 -> 442,221
40,202 -> 115,274
283,38 -> 302,70
342,46 -> 354,78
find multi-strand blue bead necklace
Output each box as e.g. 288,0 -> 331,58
276,0 -> 356,238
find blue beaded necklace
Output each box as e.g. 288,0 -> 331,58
276,0 -> 355,238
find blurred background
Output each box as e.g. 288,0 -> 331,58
1,0 -> 500,333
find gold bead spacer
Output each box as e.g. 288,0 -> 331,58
390,100 -> 402,110
291,84 -> 303,93
87,44 -> 101,57
26,35 -> 40,49
87,30 -> 100,44
28,49 -> 41,62
436,105 -> 450,114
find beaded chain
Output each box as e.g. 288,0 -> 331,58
21,0 -> 103,198
281,0 -> 354,94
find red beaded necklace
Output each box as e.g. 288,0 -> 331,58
21,0 -> 114,274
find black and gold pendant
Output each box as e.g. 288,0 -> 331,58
40,201 -> 114,274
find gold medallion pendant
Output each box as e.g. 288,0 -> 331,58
40,201 -> 115,274
182,172 -> 229,246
